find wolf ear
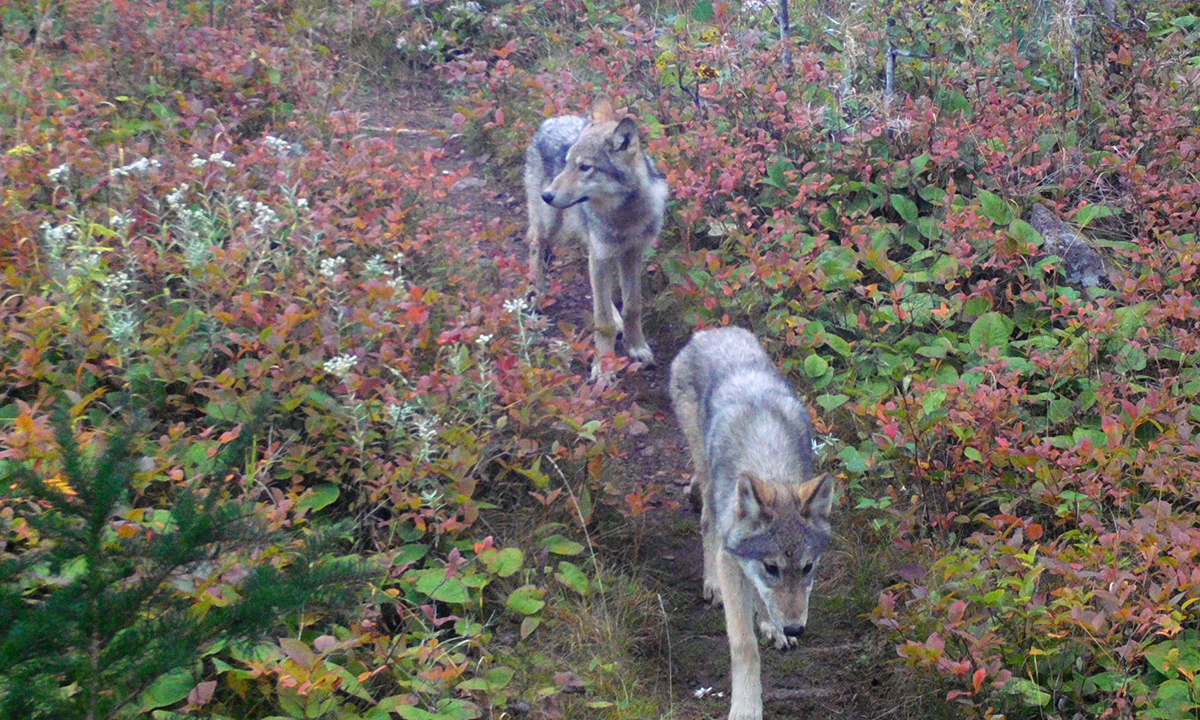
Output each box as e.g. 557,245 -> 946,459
796,473 -> 834,521
735,472 -> 777,519
589,96 -> 616,122
607,116 -> 639,153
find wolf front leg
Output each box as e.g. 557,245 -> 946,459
718,549 -> 762,720
617,247 -> 653,365
589,253 -> 619,380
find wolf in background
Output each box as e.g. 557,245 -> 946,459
523,97 -> 668,379
669,327 -> 835,720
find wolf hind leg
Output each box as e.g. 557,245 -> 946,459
525,208 -> 561,297
668,352 -> 717,600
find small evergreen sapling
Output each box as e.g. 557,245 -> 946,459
0,407 -> 371,720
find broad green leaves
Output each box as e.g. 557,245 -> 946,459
968,312 -> 1013,354
890,194 -> 919,224
978,190 -> 1014,225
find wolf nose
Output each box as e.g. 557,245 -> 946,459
541,191 -> 555,205
783,625 -> 806,638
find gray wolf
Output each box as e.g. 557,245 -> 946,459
669,327 -> 834,720
524,97 -> 668,379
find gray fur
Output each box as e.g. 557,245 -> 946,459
523,103 -> 669,379
669,327 -> 835,720
529,115 -> 587,186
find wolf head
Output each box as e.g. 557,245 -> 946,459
725,472 -> 834,641
541,97 -> 643,210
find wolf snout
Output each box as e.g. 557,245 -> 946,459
783,624 -> 806,638
541,191 -> 555,205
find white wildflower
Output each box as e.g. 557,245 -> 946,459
250,202 -> 278,233
475,333 -> 493,346
319,256 -> 346,279
109,212 -> 133,232
742,0 -> 768,11
235,195 -> 251,213
166,185 -> 188,209
395,36 -> 409,50
208,151 -> 235,169
363,254 -> 389,277
40,222 -> 78,244
323,354 -> 358,379
263,135 -> 293,157
503,297 -> 530,315
295,197 -> 308,209
48,163 -> 70,184
109,157 -> 160,178
101,271 -> 133,295
189,154 -> 208,169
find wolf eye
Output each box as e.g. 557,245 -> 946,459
802,562 -> 814,574
579,163 -> 592,172
763,561 -> 780,578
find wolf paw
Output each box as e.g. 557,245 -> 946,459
626,342 -> 655,367
703,581 -> 723,607
758,620 -> 800,651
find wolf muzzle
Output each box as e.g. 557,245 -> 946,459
541,191 -> 588,209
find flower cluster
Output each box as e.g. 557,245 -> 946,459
322,354 -> 358,379
109,157 -> 161,178
190,152 -> 237,169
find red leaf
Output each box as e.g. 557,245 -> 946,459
188,680 -> 216,706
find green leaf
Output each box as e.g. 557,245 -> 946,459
917,216 -> 940,240
921,390 -> 946,414
824,334 -> 852,356
764,159 -> 790,189
816,394 -> 849,411
803,354 -> 829,377
1073,204 -> 1117,228
555,561 -> 590,595
890,194 -> 919,223
481,547 -> 523,577
1048,398 -> 1074,424
507,585 -> 545,615
968,312 -> 1011,353
691,0 -> 714,21
485,666 -> 515,689
1007,219 -> 1042,246
412,570 -> 470,604
540,535 -> 584,556
520,615 -> 541,638
963,296 -> 992,316
963,447 -> 983,462
1006,678 -> 1052,707
978,190 -> 1014,225
140,669 -> 194,710
394,543 -> 429,566
395,707 -> 438,720
297,483 -> 339,513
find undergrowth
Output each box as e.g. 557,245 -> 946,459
3,0 -> 1200,718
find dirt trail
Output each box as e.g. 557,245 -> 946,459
369,84 -> 919,720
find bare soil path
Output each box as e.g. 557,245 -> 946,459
365,81 -> 932,720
